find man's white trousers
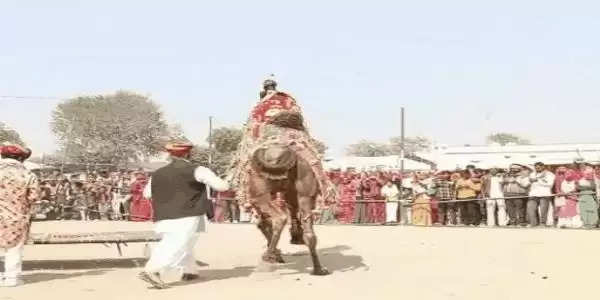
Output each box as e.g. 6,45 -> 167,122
144,216 -> 205,282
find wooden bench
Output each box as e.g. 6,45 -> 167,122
27,231 -> 161,256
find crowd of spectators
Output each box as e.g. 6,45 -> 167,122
32,169 -> 153,221
320,161 -> 600,228
38,161 -> 600,230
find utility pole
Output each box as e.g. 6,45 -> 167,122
208,116 -> 214,166
400,107 -> 405,175
207,116 -> 214,200
61,117 -> 74,174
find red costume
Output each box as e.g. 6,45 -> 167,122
363,176 -> 385,223
337,173 -> 358,224
129,175 -> 153,221
229,89 -> 337,209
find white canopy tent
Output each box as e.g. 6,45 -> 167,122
23,161 -> 54,171
324,155 -> 432,171
421,143 -> 600,170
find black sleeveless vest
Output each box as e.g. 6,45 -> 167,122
150,159 -> 208,221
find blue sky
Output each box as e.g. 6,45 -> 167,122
1,0 -> 599,156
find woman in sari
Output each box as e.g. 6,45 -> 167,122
555,168 -> 582,228
577,168 -> 598,228
363,172 -> 384,223
337,171 -> 357,224
129,173 -> 153,222
353,172 -> 368,223
411,173 -> 432,226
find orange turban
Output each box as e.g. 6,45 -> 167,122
1,144 -> 27,157
165,142 -> 193,157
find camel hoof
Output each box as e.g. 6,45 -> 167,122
262,253 -> 279,264
311,268 -> 330,276
275,255 -> 286,264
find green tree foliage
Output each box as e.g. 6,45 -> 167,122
486,132 -> 531,146
0,122 -> 25,146
312,138 -> 328,155
189,146 -> 232,176
346,136 -> 431,157
208,127 -> 243,153
190,127 -> 243,176
50,91 -> 176,165
191,126 -> 328,175
388,136 -> 432,154
346,140 -> 391,157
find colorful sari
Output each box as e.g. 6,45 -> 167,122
411,179 -> 432,226
578,171 -> 598,227
363,178 -> 385,223
129,178 -> 153,221
337,176 -> 357,224
556,170 -> 582,228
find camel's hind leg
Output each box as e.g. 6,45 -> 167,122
252,194 -> 288,264
294,158 -> 329,276
287,190 -> 305,245
297,195 -> 329,276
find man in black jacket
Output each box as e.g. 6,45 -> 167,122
139,142 -> 229,289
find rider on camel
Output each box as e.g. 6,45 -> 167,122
228,77 -> 337,213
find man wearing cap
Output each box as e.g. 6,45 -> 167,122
139,142 -> 229,289
0,145 -> 39,287
527,162 -> 556,227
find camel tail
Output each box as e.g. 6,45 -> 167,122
253,146 -> 297,176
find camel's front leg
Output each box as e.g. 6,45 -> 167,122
298,196 -> 330,276
257,216 -> 273,247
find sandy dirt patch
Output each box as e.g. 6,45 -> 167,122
2,221 -> 598,300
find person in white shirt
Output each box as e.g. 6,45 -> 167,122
527,162 -> 556,227
139,142 -> 229,289
484,168 -> 508,227
381,179 -> 400,224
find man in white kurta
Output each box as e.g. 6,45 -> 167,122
139,142 -> 229,289
381,180 -> 400,223
485,169 -> 508,227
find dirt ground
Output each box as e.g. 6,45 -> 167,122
2,221 -> 599,300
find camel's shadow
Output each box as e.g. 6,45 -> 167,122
1,258 -> 214,285
22,270 -> 108,285
21,258 -> 152,271
2,245 -> 366,286
173,245 -> 367,287
276,245 -> 369,275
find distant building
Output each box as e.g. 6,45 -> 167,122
420,143 -> 600,170
324,155 -> 432,171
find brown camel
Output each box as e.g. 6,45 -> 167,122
247,145 -> 330,276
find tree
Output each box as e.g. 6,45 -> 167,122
0,122 -> 25,146
388,136 -> 431,154
192,126 -> 328,175
346,140 -> 390,157
188,144 -> 234,176
50,91 -> 175,165
208,127 -> 243,153
486,132 -> 531,146
189,127 -> 244,176
312,138 -> 328,155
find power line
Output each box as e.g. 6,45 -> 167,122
0,95 -> 61,100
